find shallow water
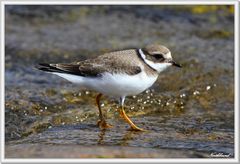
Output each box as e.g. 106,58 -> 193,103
5,5 -> 234,158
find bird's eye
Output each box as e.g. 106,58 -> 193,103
154,54 -> 164,60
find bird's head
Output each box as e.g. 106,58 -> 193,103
139,44 -> 181,73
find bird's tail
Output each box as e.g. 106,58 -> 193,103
36,63 -> 65,73
36,63 -> 87,84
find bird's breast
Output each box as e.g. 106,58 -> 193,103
86,71 -> 158,97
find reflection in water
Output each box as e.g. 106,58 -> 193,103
97,128 -> 140,146
120,131 -> 139,146
97,129 -> 106,145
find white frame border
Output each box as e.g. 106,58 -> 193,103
0,0 -> 239,163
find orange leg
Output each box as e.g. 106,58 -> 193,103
119,105 -> 145,131
96,93 -> 113,129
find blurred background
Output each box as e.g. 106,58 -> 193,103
5,5 -> 234,158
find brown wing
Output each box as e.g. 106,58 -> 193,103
37,49 -> 142,77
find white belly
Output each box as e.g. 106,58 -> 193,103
53,72 -> 158,98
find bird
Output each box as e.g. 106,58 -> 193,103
37,44 -> 181,131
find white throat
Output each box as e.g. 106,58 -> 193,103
138,49 -> 171,73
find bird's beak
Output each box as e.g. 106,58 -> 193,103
170,60 -> 181,68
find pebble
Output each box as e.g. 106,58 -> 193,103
193,90 -> 200,95
180,93 -> 186,98
145,90 -> 150,94
206,86 -> 211,90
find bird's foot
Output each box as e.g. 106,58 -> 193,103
128,126 -> 147,132
97,120 -> 113,129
